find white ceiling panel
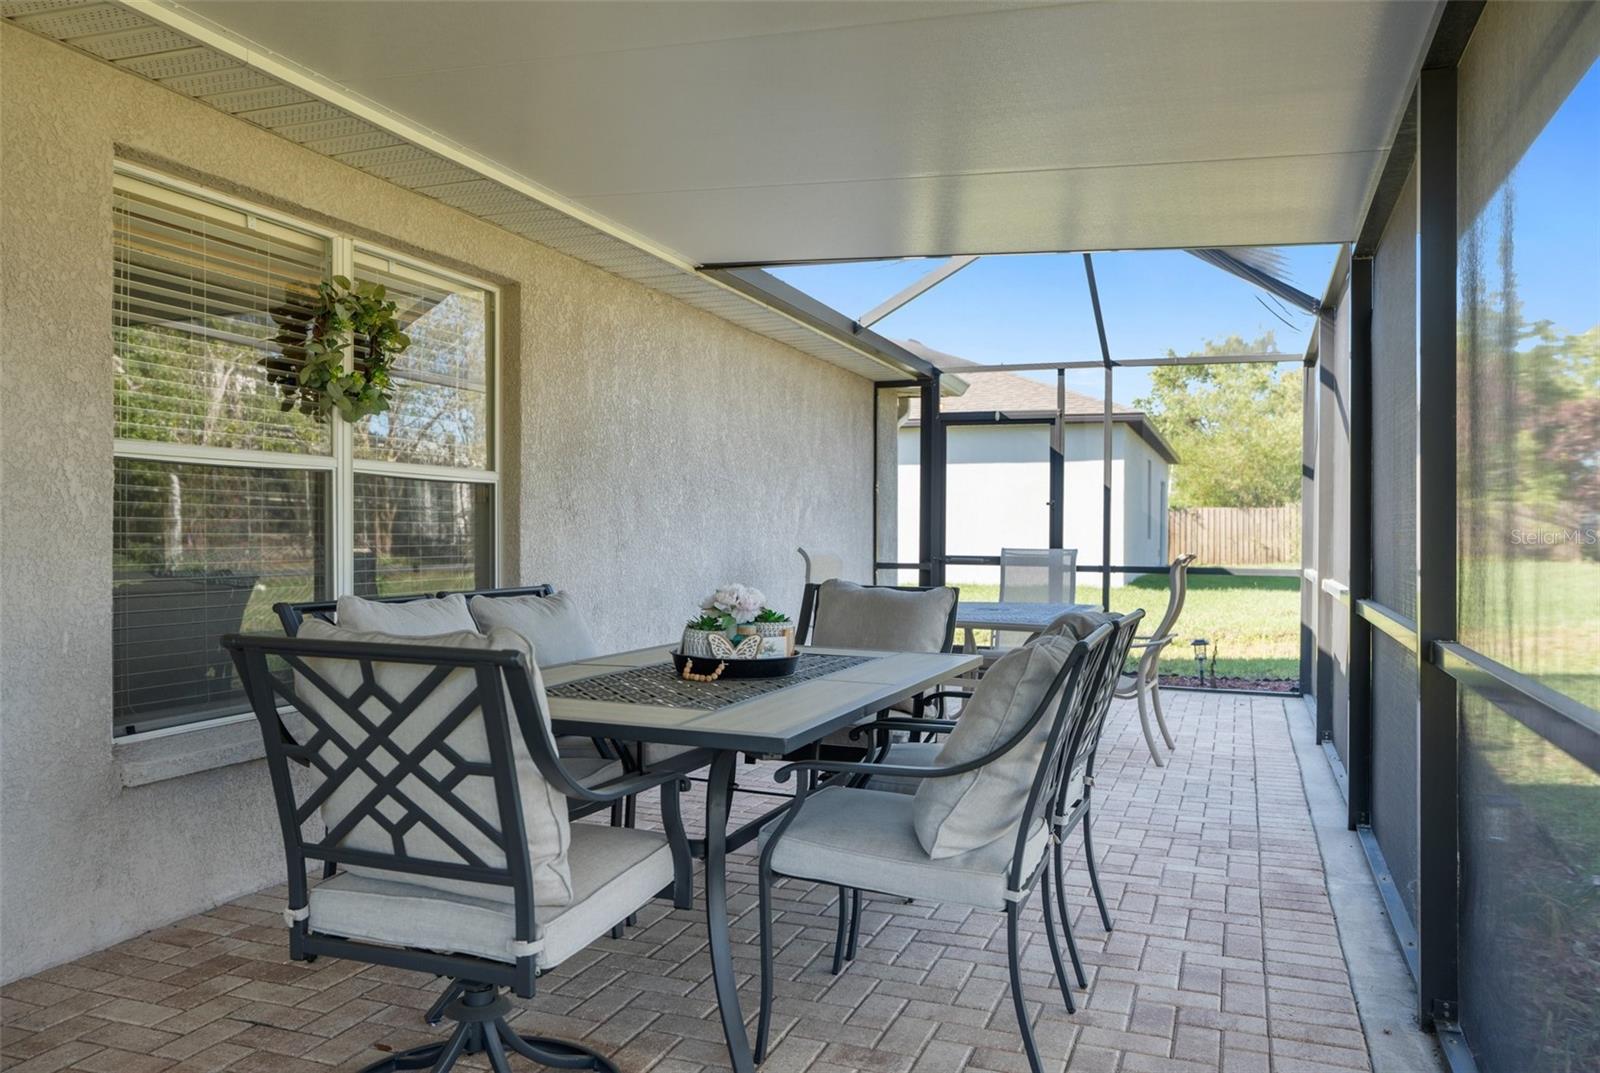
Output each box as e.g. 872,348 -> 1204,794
178,0 -> 1438,263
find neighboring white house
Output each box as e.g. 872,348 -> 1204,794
892,342 -> 1177,587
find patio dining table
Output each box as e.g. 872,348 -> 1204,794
542,643 -> 981,1073
955,600 -> 1101,650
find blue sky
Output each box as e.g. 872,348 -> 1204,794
772,246 -> 1337,404
770,55 -> 1598,407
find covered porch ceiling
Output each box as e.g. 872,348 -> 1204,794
178,0 -> 1439,264
8,1 -> 1440,380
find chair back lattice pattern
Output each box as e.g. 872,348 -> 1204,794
999,548 -> 1079,605
1062,609 -> 1145,803
1004,621 -> 1113,892
225,633 -> 541,963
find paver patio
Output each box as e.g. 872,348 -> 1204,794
0,692 -> 1371,1073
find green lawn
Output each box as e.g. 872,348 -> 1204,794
956,572 -> 1302,683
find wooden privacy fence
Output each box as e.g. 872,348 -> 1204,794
1167,504 -> 1300,565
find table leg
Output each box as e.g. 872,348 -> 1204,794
704,750 -> 755,1073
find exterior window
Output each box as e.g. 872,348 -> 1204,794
111,168 -> 497,736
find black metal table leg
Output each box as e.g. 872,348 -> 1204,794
704,750 -> 756,1073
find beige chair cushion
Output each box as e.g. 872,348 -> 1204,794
308,823 -> 672,968
1040,608 -> 1117,640
468,591 -> 600,667
810,579 -> 955,653
912,634 -> 1075,859
294,620 -> 575,906
334,592 -> 477,635
761,786 -> 1048,911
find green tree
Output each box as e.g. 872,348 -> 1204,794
1134,333 -> 1301,508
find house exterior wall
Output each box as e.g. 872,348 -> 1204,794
0,24 -> 873,982
894,422 -> 1168,589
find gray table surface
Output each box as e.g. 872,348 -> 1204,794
544,643 -> 980,756
955,600 -> 1099,634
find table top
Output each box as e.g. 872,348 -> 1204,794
955,601 -> 1100,633
544,644 -> 980,756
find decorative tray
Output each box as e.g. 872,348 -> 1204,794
671,650 -> 800,679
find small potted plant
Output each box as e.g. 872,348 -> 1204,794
681,612 -> 727,658
740,607 -> 795,657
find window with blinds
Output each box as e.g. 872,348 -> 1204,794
353,253 -> 492,469
114,177 -> 330,454
111,168 -> 499,737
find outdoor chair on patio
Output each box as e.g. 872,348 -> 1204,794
794,577 -> 962,748
275,588 -> 655,821
224,623 -> 693,1073
753,620 -> 1112,1073
1115,554 -> 1196,765
796,545 -> 844,587
850,609 -> 1142,975
994,546 -> 1079,646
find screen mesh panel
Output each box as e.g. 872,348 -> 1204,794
1455,8 -> 1600,1070
113,459 -> 328,734
1370,632 -> 1420,920
1459,691 -> 1600,1073
1366,152 -> 1421,923
113,178 -> 330,454
1371,163 -> 1418,619
353,256 -> 491,470
352,473 -> 493,597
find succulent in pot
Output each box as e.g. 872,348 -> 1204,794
681,612 -> 727,659
739,607 -> 795,657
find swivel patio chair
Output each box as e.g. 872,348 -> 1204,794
1115,554 -> 1196,765
753,621 -> 1113,1073
224,623 -> 693,1073
275,589 -> 647,816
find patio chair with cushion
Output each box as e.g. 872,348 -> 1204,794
274,589 -> 656,816
224,623 -> 693,1073
848,608 -> 1142,980
1114,554 -> 1196,765
752,620 -> 1112,1073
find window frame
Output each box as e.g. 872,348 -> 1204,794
111,162 -> 501,738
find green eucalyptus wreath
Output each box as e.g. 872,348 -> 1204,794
279,276 -> 411,422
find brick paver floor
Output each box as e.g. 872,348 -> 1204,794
1,694 -> 1373,1072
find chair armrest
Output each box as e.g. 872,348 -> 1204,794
1127,633 -> 1176,650
776,746 -> 995,786
554,765 -> 684,805
848,716 -> 959,741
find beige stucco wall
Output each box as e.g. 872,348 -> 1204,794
0,24 -> 872,982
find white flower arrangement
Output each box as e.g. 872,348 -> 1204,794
702,583 -> 767,627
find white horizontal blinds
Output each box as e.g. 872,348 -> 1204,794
353,474 -> 492,597
113,176 -> 332,454
112,459 -> 329,734
352,252 -> 491,469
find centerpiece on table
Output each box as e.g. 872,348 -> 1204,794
676,584 -> 799,680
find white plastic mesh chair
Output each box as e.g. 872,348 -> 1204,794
1115,554 -> 1197,765
993,548 -> 1078,647
797,546 -> 844,587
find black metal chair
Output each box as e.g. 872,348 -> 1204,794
272,585 -> 556,635
224,629 -> 693,1073
852,609 -> 1143,980
752,621 -> 1113,1073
